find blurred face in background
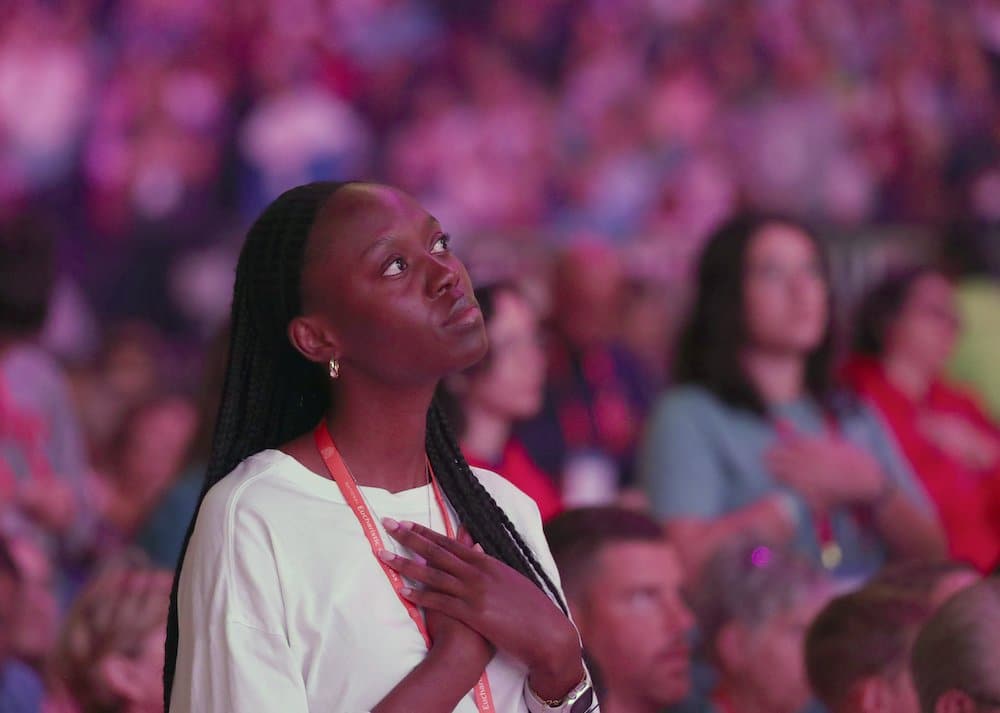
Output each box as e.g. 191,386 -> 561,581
884,272 -> 960,378
553,244 -> 625,349
743,223 -> 829,356
116,396 -> 197,494
572,540 -> 695,708
8,536 -> 58,668
463,290 -> 546,421
718,588 -> 829,713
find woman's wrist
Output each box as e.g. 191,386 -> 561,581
526,626 -> 585,702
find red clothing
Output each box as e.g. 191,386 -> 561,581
843,357 -> 1000,571
465,439 -> 564,523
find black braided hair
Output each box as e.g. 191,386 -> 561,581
164,181 -> 566,709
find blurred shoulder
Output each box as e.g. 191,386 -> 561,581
653,384 -> 731,420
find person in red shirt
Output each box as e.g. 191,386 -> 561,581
846,267 -> 1000,572
438,284 -> 563,522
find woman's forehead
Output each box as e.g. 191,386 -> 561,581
311,183 -> 434,256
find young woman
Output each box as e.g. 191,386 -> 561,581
165,182 -> 593,713
438,283 -> 563,522
845,267 -> 1000,572
640,214 -> 945,581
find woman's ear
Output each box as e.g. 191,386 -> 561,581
288,315 -> 341,365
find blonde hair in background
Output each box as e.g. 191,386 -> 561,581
51,550 -> 172,712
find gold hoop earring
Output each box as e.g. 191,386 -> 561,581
328,358 -> 340,379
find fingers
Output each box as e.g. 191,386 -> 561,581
399,585 -> 471,621
384,518 -> 483,570
378,549 -> 466,597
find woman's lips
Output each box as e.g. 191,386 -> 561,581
443,296 -> 481,327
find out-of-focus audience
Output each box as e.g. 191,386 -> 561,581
440,284 -> 563,522
0,536 -> 45,713
641,215 -> 946,581
545,506 -> 695,713
847,268 -> 1000,571
690,540 -> 832,713
46,556 -> 171,713
910,577 -> 1000,713
2,0 -> 1000,710
806,587 -> 931,713
0,214 -> 95,597
517,245 -> 654,507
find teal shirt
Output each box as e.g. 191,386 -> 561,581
640,385 -> 931,580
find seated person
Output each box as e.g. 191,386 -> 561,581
0,536 -> 44,713
846,267 -> 1000,572
517,244 -> 654,505
545,506 -> 695,713
910,576 -> 1000,713
806,585 -> 932,713
641,215 -> 944,582
48,555 -> 172,713
439,284 -> 563,521
690,539 -> 831,713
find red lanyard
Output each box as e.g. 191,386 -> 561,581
313,423 -> 496,712
773,415 -> 843,570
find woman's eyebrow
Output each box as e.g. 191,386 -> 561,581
360,234 -> 397,259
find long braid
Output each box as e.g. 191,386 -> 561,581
164,182 -> 348,708
426,400 -> 569,616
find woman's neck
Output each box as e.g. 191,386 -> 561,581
460,402 -> 511,464
323,376 -> 436,492
881,351 -> 932,400
741,348 -> 806,405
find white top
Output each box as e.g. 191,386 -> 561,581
170,449 -> 580,713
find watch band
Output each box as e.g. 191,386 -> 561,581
524,673 -> 597,713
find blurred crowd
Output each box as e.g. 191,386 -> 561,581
3,0 -> 1000,711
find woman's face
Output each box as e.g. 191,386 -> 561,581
464,291 -> 546,421
885,273 -> 960,376
743,223 -> 829,356
297,184 -> 488,385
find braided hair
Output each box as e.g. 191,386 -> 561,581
164,181 -> 567,708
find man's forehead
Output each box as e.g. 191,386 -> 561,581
595,540 -> 682,576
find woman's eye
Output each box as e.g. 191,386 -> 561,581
431,234 -> 450,254
382,258 -> 407,277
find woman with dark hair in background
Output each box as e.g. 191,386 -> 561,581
844,267 -> 1000,572
640,214 -> 945,580
438,283 -> 563,522
166,182 -> 593,713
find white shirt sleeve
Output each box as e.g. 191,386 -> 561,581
170,474 -> 315,713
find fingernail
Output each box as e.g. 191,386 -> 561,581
378,549 -> 395,562
400,586 -> 412,596
474,543 -> 484,553
383,517 -> 399,531
399,520 -> 414,530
